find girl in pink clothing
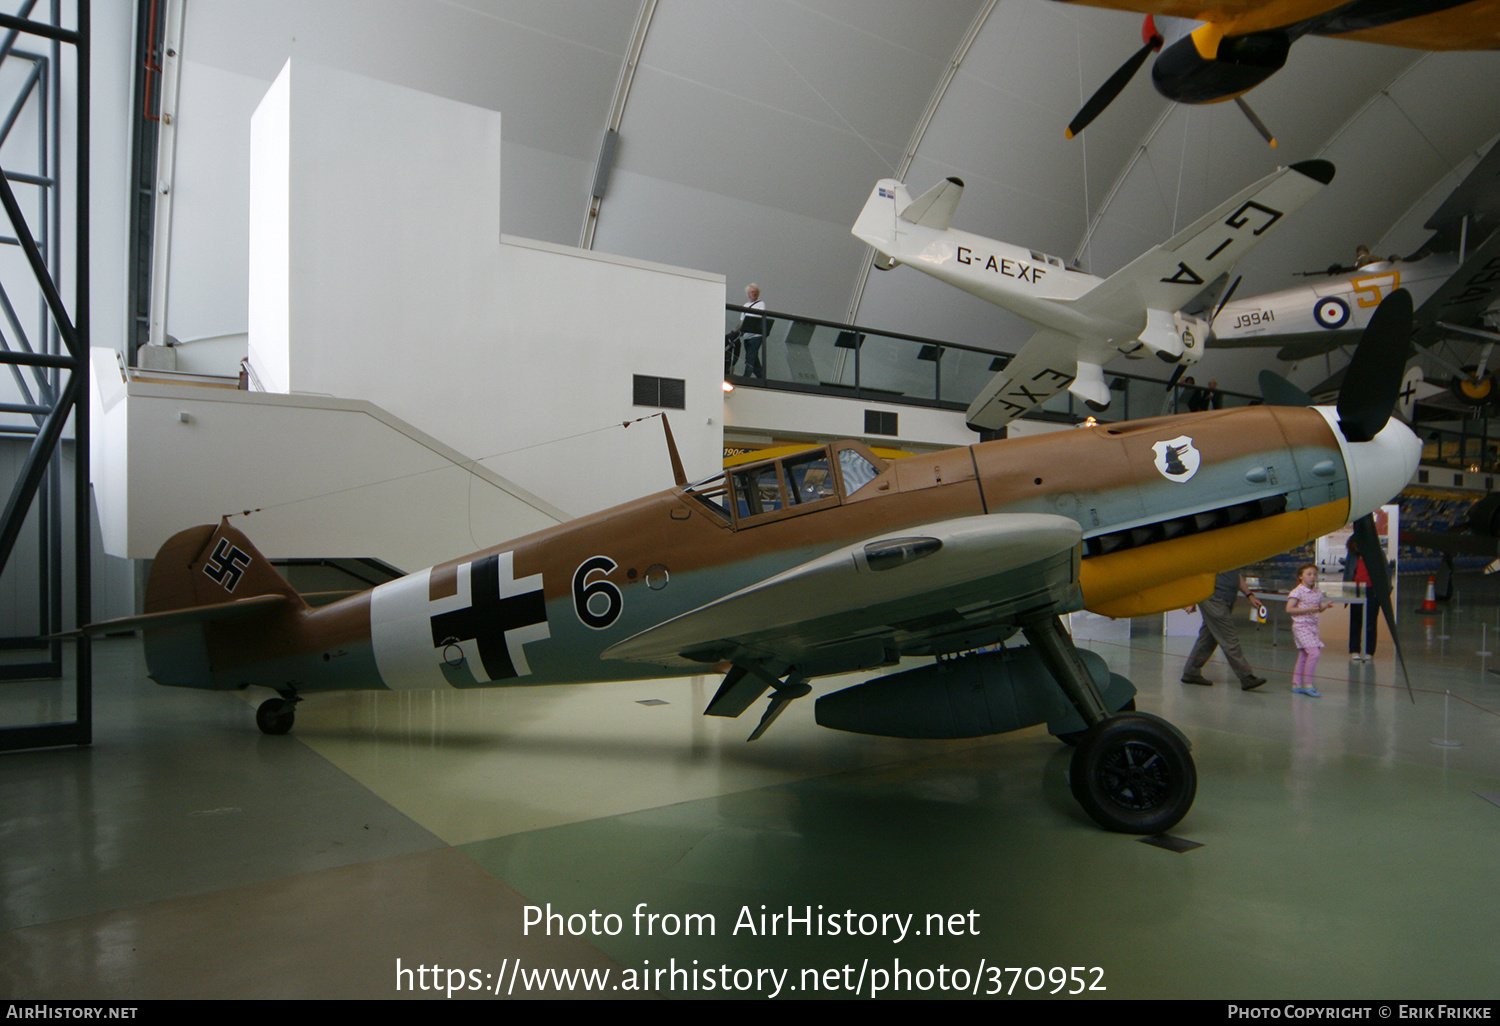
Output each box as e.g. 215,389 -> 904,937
1287,564 -> 1336,697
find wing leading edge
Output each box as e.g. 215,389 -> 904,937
602,514 -> 1084,673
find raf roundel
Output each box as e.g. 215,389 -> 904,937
1313,296 -> 1350,329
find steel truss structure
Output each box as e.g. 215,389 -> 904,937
0,0 -> 89,751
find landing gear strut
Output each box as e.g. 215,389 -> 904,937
1023,614 -> 1196,833
256,693 -> 300,735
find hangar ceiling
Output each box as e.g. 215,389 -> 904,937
170,0 -> 1500,394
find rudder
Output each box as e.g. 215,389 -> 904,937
147,518 -> 306,615
142,519 -> 307,691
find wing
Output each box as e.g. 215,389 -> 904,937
964,330 -> 1078,431
1206,327 -> 1360,354
1075,160 -> 1334,322
602,514 -> 1083,675
1423,142 -> 1500,248
1049,0 -> 1500,45
1051,1 -> 1279,19
1411,226 -> 1500,345
1403,530 -> 1500,559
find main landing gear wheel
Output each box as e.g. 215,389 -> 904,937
1449,368 -> 1495,407
1069,712 -> 1195,834
256,697 -> 296,736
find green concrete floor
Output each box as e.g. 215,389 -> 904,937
2,578 -> 1498,999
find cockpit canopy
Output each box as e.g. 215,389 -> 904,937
684,443 -> 884,526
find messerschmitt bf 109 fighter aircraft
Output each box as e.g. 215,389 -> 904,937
72,294 -> 1420,835
853,160 -> 1333,431
1057,0 -> 1500,143
1212,142 -> 1500,404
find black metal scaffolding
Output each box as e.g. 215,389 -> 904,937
0,0 -> 90,751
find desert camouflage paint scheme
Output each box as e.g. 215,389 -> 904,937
136,404 -> 1396,694
94,393 -> 1418,834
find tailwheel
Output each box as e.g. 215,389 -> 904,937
256,697 -> 297,736
1069,712 -> 1195,834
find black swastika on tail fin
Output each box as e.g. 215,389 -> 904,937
202,538 -> 252,592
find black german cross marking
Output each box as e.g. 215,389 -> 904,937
202,538 -> 252,593
429,554 -> 546,682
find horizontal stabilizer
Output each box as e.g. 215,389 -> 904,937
899,177 -> 964,231
55,593 -> 292,638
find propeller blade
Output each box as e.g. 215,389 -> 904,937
1337,289 -> 1414,443
1234,97 -> 1277,148
1350,515 -> 1412,702
1165,363 -> 1188,392
1212,274 -> 1243,323
1067,34 -> 1161,139
1259,369 -> 1314,407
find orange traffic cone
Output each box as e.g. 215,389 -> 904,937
1419,575 -> 1438,613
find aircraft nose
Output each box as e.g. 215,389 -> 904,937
1345,418 -> 1421,523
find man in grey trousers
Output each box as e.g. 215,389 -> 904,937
1182,568 -> 1268,691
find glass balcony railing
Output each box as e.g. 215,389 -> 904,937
724,304 -> 1258,425
1418,423 -> 1500,478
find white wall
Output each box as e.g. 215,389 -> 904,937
248,60 -> 723,519
91,349 -> 566,570
159,59 -> 264,346
723,386 -> 976,451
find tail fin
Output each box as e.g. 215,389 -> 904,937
53,520 -> 309,690
136,521 -> 307,691
146,519 -> 306,615
852,178 -> 909,257
899,177 -> 964,231
54,521 -> 305,690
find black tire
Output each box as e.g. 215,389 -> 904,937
1069,712 -> 1195,834
256,697 -> 295,736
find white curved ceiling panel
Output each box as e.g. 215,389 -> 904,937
161,0 -> 1500,393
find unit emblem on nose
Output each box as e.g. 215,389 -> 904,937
1152,436 -> 1200,483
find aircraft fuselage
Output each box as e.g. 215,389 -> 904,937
1213,256 -> 1457,345
146,403 -> 1413,697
